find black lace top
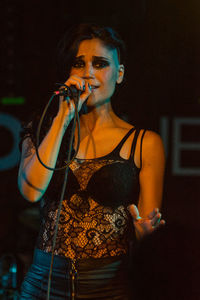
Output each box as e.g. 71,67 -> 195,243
35,127 -> 146,259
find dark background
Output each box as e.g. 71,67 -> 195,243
0,0 -> 200,298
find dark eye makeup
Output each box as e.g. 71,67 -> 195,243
72,59 -> 85,69
93,58 -> 110,69
72,57 -> 110,69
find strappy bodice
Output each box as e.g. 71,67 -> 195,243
36,128 -> 146,259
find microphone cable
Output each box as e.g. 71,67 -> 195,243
34,84 -> 81,300
35,84 -> 80,171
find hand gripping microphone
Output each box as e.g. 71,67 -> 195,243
54,83 -> 87,113
54,85 -> 80,99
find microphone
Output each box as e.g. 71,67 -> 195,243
54,85 -> 80,99
54,83 -> 88,113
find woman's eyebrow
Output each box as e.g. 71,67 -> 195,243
93,56 -> 110,61
75,55 -> 84,59
75,55 -> 110,60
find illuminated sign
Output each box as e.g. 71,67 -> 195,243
160,117 -> 200,176
1,97 -> 25,105
0,113 -> 21,171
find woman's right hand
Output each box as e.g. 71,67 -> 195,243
18,75 -> 92,202
57,75 -> 92,126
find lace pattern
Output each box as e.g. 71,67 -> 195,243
37,158 -> 133,259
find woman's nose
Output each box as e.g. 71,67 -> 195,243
83,63 -> 94,79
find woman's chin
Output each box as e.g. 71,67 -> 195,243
87,99 -> 111,109
86,93 -> 111,108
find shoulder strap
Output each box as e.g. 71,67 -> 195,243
110,127 -> 136,155
129,129 -> 140,160
139,129 -> 146,169
130,129 -> 146,168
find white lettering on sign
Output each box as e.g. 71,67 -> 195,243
160,117 -> 200,176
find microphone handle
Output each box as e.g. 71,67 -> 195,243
54,85 -> 80,99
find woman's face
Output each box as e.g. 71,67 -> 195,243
70,38 -> 124,106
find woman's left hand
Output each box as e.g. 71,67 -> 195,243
128,204 -> 165,239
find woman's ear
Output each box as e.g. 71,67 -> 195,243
116,64 -> 125,84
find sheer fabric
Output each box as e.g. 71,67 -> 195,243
36,128 -> 142,259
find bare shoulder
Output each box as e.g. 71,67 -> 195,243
141,130 -> 165,166
142,130 -> 164,146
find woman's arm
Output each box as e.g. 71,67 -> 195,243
18,77 -> 91,202
18,112 -> 70,202
138,130 -> 165,217
129,130 -> 166,238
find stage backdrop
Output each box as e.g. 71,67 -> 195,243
0,0 -> 200,285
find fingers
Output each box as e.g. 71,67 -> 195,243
57,75 -> 92,122
79,82 -> 92,103
151,212 -> 161,227
128,205 -> 166,229
148,207 -> 159,219
64,75 -> 85,92
128,204 -> 141,221
159,219 -> 166,226
150,210 -> 166,228
64,75 -> 92,103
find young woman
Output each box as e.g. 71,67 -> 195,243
18,23 -> 165,299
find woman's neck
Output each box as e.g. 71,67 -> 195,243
77,101 -> 117,135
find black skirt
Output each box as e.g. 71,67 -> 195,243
20,248 -> 131,300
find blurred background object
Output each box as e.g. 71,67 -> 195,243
0,0 -> 200,297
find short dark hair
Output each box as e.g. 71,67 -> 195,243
57,23 -> 126,81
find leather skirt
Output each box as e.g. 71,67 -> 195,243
20,248 -> 131,300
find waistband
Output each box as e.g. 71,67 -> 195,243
33,248 -> 128,272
